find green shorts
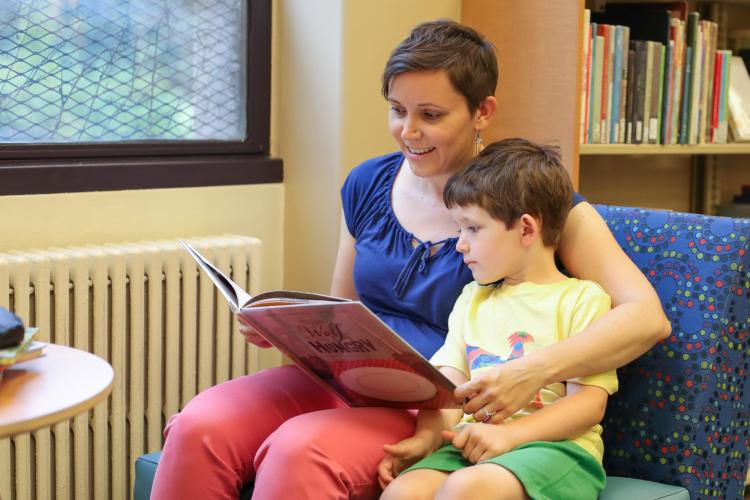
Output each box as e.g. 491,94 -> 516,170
404,440 -> 605,500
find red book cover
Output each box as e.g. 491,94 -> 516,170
711,50 -> 723,143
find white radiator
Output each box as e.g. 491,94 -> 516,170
0,235 -> 283,500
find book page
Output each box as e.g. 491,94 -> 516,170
181,241 -> 348,310
180,241 -> 250,311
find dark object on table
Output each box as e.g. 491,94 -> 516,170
0,308 -> 25,348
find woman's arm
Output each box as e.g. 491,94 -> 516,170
456,202 -> 670,421
446,383 -> 608,463
330,212 -> 360,300
542,201 -> 671,379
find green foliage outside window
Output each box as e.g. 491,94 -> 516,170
0,0 -> 246,143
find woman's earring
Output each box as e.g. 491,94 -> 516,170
474,132 -> 483,156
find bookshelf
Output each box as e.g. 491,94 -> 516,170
581,143 -> 750,154
461,1 -> 583,186
462,0 -> 750,215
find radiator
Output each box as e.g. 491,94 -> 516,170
0,235 -> 283,500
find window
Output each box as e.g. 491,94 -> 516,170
0,0 -> 280,194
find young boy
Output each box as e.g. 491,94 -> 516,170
377,138 -> 617,500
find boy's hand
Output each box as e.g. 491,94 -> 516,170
442,423 -> 516,463
236,315 -> 273,348
377,436 -> 434,489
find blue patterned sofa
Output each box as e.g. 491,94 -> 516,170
135,205 -> 750,500
595,205 -> 750,499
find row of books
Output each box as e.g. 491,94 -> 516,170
580,4 -> 737,145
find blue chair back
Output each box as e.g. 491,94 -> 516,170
594,205 -> 750,500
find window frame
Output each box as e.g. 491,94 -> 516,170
0,0 -> 281,195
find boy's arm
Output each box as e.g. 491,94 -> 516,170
378,366 -> 466,487
413,366 -> 467,446
501,382 -> 608,446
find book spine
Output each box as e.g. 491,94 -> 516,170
619,26 -> 630,143
625,46 -> 636,143
688,18 -> 703,145
588,22 -> 599,144
606,24 -> 616,143
705,22 -> 718,144
671,20 -> 685,145
711,49 -> 723,143
592,35 -> 604,144
599,24 -> 611,144
581,9 -> 591,144
652,43 -> 665,144
700,23 -> 710,142
633,40 -> 648,144
679,45 -> 693,144
717,50 -> 731,143
662,41 -> 674,144
643,41 -> 655,144
610,25 -> 623,144
699,21 -> 714,144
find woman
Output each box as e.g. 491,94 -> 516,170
151,19 -> 670,500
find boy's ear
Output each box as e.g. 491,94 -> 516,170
518,213 -> 541,246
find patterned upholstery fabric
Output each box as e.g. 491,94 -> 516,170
595,205 -> 750,500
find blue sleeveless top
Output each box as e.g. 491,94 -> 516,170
341,152 -> 585,358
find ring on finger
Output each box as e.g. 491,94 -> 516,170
478,406 -> 495,422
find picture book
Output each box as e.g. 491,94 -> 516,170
181,241 -> 459,409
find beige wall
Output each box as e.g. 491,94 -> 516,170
279,0 -> 460,293
0,185 -> 285,292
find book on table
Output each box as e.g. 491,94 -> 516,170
0,328 -> 44,366
0,328 -> 46,383
181,241 -> 459,409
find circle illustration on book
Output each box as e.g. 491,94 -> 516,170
338,366 -> 438,402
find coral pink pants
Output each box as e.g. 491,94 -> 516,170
150,365 -> 417,499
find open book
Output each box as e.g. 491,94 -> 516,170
181,241 -> 458,409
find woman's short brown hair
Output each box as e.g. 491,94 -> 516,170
382,19 -> 498,113
444,138 -> 574,248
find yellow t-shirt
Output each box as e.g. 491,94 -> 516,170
430,278 -> 618,462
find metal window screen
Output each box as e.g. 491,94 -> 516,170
0,0 -> 247,143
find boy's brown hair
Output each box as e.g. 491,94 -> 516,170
382,19 -> 498,113
444,138 -> 573,247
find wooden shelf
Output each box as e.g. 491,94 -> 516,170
580,143 -> 750,155
591,0 -> 750,5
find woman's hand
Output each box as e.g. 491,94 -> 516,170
377,435 -> 434,489
236,315 -> 273,348
442,423 -> 516,463
454,357 -> 545,424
